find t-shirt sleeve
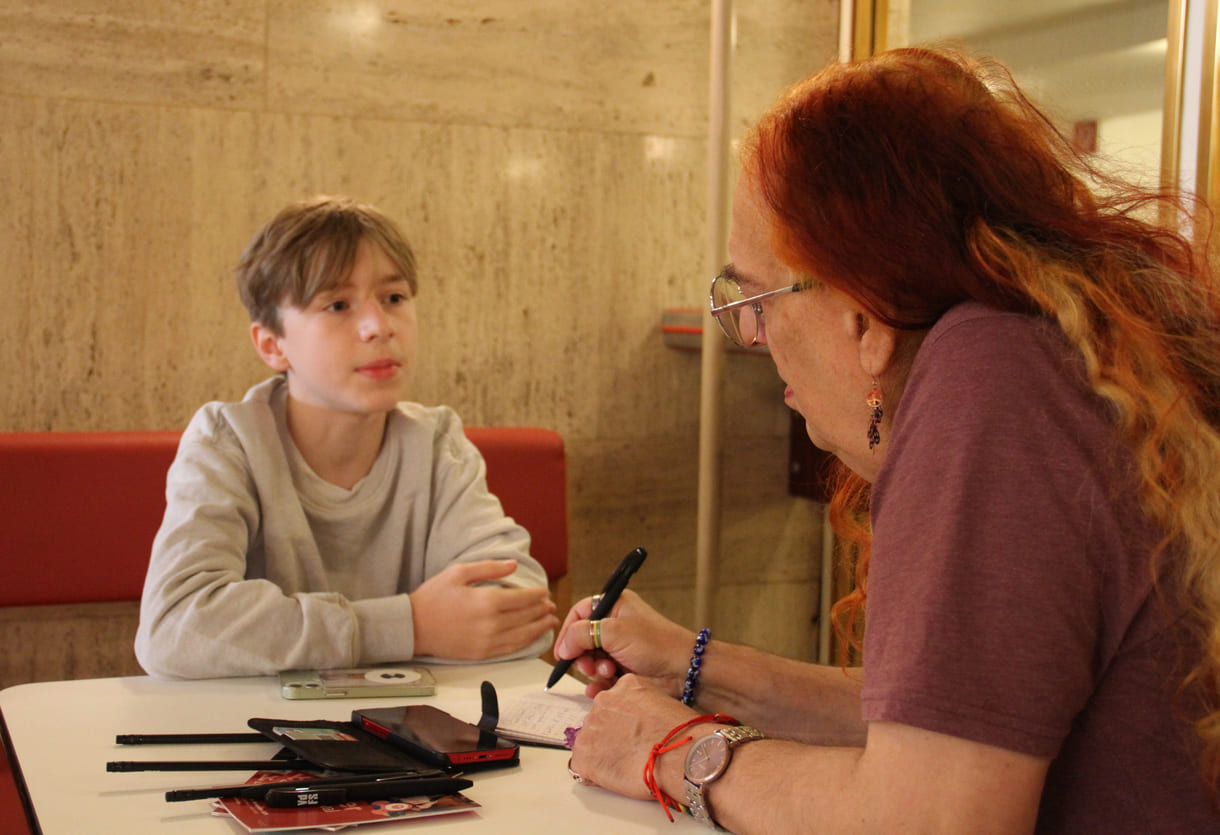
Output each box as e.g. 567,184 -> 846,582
860,310 -> 1130,758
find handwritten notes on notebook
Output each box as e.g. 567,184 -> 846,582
495,691 -> 594,749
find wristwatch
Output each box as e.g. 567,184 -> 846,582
683,725 -> 765,828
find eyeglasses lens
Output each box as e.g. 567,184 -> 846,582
711,276 -> 754,346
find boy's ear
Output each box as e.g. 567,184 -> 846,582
856,312 -> 898,379
250,322 -> 290,372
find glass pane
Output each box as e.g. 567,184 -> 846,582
885,0 -> 1170,188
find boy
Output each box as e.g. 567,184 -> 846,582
135,196 -> 558,679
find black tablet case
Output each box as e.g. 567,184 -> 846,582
246,717 -> 446,774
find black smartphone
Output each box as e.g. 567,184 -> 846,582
352,705 -> 519,770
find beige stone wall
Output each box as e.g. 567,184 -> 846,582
0,1 -> 839,666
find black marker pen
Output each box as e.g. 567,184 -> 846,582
263,775 -> 472,807
545,546 -> 647,690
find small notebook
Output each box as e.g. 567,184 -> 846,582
494,691 -> 593,749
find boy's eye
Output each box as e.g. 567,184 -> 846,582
386,292 -> 409,305
325,300 -> 349,313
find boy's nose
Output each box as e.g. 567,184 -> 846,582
358,300 -> 394,340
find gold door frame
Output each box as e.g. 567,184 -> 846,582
1164,0 -> 1220,205
848,0 -> 1218,203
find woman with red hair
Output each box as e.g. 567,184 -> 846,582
554,47 -> 1220,832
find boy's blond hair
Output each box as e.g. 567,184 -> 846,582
236,195 -> 418,334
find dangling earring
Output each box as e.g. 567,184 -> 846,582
866,381 -> 883,451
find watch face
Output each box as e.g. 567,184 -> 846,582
685,734 -> 729,782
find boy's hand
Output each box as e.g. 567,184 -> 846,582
410,560 -> 559,659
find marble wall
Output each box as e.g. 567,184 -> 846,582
0,0 -> 840,664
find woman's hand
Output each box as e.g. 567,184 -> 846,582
569,673 -> 699,799
551,589 -> 694,697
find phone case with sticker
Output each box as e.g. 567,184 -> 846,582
279,666 -> 437,699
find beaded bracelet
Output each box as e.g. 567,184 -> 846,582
642,712 -> 738,822
681,628 -> 711,707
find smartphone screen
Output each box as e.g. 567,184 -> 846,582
354,705 -> 518,767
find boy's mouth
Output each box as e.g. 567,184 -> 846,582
357,358 -> 401,379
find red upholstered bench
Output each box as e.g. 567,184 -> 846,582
465,427 -> 571,612
0,431 -> 184,608
0,730 -> 29,835
0,427 -> 568,835
0,427 -> 569,608
0,427 -> 568,610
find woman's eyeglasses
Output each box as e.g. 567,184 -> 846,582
708,270 -> 813,347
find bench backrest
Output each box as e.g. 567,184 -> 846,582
0,428 -> 568,607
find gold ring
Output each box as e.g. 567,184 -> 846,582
568,757 -> 588,784
589,619 -> 603,650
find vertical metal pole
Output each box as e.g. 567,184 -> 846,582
1161,0 -> 1187,194
812,2 -> 859,664
1201,0 -> 1220,208
694,0 -> 733,629
817,504 -> 835,664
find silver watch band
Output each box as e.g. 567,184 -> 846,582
683,726 -> 765,829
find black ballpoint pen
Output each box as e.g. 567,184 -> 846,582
263,776 -> 472,808
109,759 -> 317,772
546,546 -> 647,690
165,772 -> 468,803
116,732 -> 267,745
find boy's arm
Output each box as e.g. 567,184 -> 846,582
420,412 -> 551,590
134,414 -> 409,679
407,411 -> 557,661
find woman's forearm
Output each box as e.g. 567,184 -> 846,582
691,640 -> 867,746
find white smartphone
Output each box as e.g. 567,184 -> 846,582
279,666 -> 437,700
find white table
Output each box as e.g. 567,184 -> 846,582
1,659 -> 697,833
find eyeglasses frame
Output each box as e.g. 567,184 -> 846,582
708,272 -> 814,346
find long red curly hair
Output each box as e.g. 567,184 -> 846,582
743,46 -> 1220,788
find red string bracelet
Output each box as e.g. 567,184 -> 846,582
642,712 -> 739,822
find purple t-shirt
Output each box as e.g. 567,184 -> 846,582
861,303 -> 1218,832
